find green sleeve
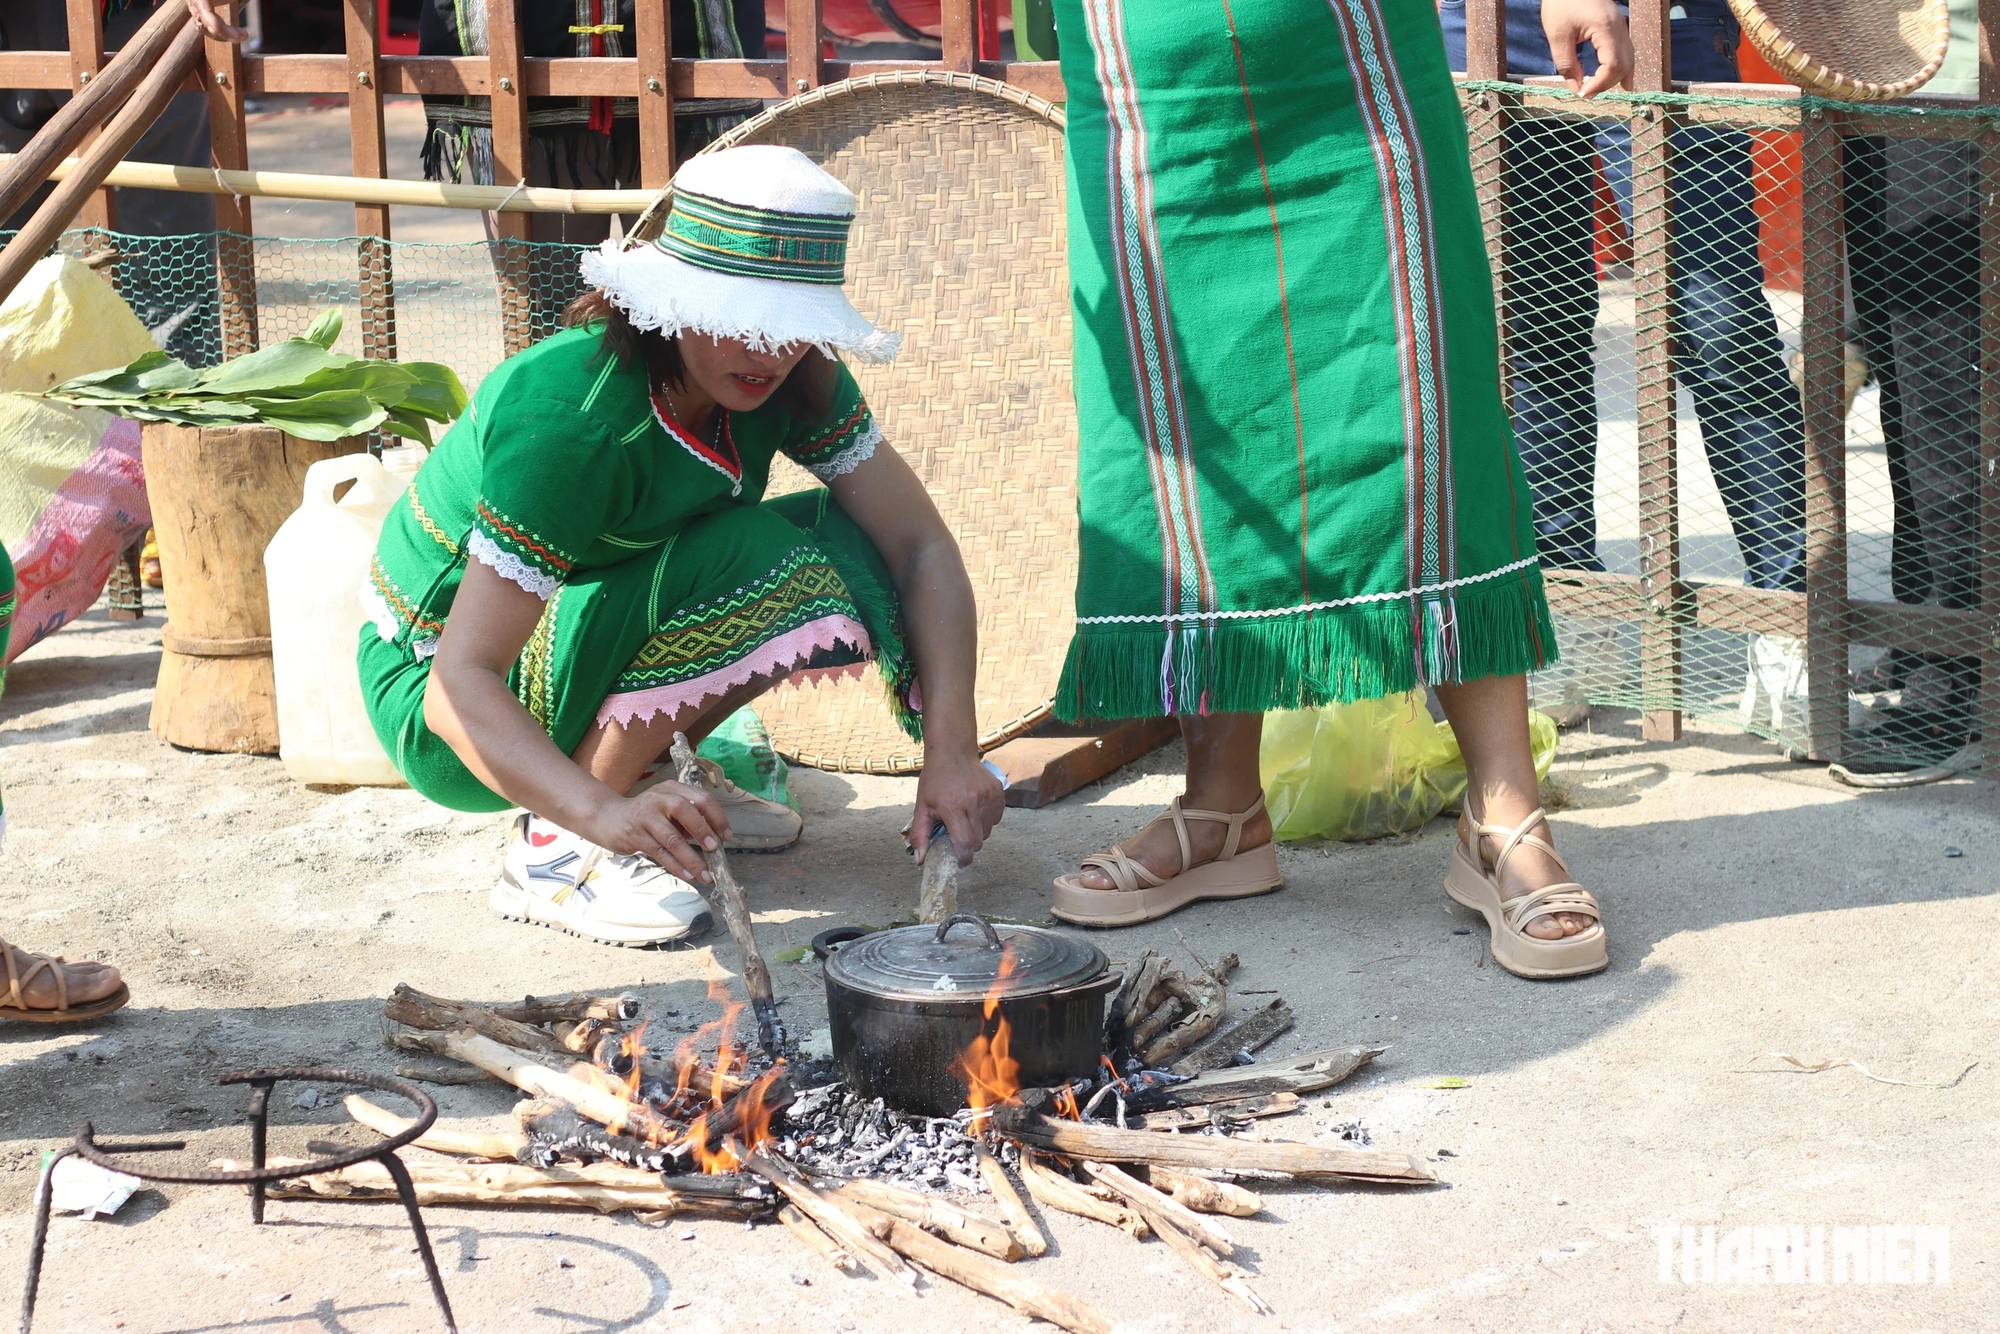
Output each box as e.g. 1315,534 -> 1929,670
779,361 -> 883,483
469,402 -> 631,596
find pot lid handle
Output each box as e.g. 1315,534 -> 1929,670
933,913 -> 1003,950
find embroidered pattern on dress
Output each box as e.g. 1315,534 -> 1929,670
367,558 -> 443,642
474,498 -> 574,581
803,419 -> 881,482
517,587 -> 562,727
611,547 -> 862,700
469,529 -> 562,600
406,483 -> 460,555
650,391 -> 742,495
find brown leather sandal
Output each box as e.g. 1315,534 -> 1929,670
1444,806 -> 1607,979
1051,796 -> 1283,928
1,940 -> 130,1024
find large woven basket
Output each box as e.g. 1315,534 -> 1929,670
1725,0 -> 1950,101
639,73 -> 1075,774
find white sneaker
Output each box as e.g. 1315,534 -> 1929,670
490,813 -> 712,947
1739,633 -> 1810,754
630,757 -> 803,852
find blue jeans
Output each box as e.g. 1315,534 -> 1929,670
1440,5 -> 1807,592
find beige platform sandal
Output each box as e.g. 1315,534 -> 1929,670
1,940 -> 130,1024
1052,796 -> 1283,928
1445,806 -> 1607,979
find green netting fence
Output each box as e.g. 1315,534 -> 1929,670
10,86 -> 1997,773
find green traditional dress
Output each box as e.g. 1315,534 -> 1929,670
1052,0 -> 1555,720
359,325 -> 914,813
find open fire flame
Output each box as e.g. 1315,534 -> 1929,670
572,977 -> 786,1173
954,944 -> 1022,1124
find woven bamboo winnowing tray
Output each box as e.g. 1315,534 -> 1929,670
1725,0 -> 1950,101
661,73 -> 1075,774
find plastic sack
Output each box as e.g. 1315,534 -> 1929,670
698,707 -> 796,812
0,255 -> 159,660
1259,693 -> 1559,842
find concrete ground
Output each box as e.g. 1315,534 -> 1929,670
0,607 -> 1991,1333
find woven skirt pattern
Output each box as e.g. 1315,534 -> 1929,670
361,490 -> 914,813
1053,0 -> 1555,721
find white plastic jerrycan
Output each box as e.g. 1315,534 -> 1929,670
265,452 -> 411,786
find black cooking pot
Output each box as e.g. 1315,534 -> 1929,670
822,914 -> 1116,1117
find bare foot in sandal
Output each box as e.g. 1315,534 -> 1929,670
1456,807 -> 1595,940
2,939 -> 129,1023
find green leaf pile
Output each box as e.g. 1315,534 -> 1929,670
37,309 -> 468,445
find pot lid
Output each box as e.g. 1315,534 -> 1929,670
825,913 -> 1108,1001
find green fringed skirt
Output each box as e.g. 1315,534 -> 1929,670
360,489 -> 915,813
1052,0 -> 1554,721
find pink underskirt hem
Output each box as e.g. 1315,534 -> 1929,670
595,614 -> 874,730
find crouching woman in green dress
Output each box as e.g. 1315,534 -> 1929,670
359,145 -> 1003,947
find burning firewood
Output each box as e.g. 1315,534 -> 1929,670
994,1104 -> 1438,1183
974,1145 -> 1049,1257
1081,1161 -> 1272,1315
490,992 -> 641,1024
825,1178 -> 1023,1260
344,1094 -> 527,1160
427,1029 -> 690,1146
779,1203 -> 861,1274
671,732 -> 785,1058
218,1157 -> 763,1217
1015,1151 -> 1148,1238
1145,1167 -> 1263,1218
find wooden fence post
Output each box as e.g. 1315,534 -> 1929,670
204,16 -> 258,357
344,0 -> 396,360
1978,0 -> 1999,778
1630,0 -> 1683,742
63,0 -> 114,230
941,0 -> 976,75
635,0 -> 675,186
1464,0 -> 1508,389
787,0 -> 826,94
488,0 -> 535,354
1798,105 -> 1849,761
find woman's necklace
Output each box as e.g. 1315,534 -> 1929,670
650,374 -> 743,494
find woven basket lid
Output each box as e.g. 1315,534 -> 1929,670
636,73 -> 1075,774
1725,0 -> 1950,101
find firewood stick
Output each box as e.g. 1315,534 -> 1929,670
872,1212 -> 1119,1334
343,1094 -> 528,1160
780,1204 -> 863,1274
213,1157 -> 757,1216
1150,1043 -> 1380,1104
436,1029 -> 686,1145
975,1146 -> 1049,1257
1147,1168 -> 1263,1218
1128,994 -> 1187,1053
1079,1161 -> 1234,1255
1126,1093 -> 1300,1131
384,983 -> 573,1056
491,992 -> 642,1024
916,827 -> 959,924
1080,1163 -> 1272,1316
1167,999 -> 1297,1076
560,1017 -> 617,1054
1015,1152 -> 1148,1238
826,1180 -> 1022,1261
1108,951 -> 1168,1044
994,1105 -> 1436,1183
671,733 -> 785,1056
744,1151 -> 919,1288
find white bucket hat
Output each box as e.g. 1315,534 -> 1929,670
579,144 -> 900,364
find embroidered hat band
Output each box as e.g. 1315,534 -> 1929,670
656,189 -> 852,285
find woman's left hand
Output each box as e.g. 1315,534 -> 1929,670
910,749 -> 1005,865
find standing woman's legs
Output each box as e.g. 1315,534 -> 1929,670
1434,673 -> 1593,939
1073,713 -> 1271,890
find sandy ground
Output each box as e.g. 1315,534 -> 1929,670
0,605 -> 1992,1333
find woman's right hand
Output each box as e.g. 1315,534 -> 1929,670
585,782 -> 732,885
1541,0 -> 1634,96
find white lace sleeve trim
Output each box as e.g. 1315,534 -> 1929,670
804,419 -> 882,483
358,580 -> 402,643
467,529 -> 561,600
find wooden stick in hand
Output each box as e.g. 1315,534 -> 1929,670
671,732 -> 785,1056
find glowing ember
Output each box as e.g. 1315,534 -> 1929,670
954,944 -> 1022,1120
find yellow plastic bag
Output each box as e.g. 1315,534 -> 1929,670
1259,693 -> 1559,842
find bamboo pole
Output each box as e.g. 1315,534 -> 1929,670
0,19 -> 207,308
0,155 -> 655,213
